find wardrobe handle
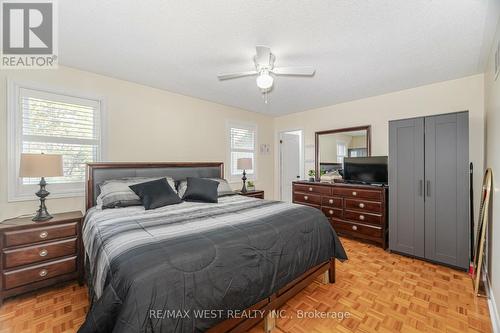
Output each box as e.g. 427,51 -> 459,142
426,180 -> 431,197
419,180 -> 423,196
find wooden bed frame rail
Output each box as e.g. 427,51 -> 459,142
208,259 -> 336,333
84,162 -> 337,333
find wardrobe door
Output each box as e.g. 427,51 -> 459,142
424,112 -> 469,269
389,117 -> 425,257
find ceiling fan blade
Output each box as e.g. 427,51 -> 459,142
255,45 -> 271,64
217,70 -> 258,80
271,66 -> 316,76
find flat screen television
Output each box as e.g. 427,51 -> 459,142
343,156 -> 388,185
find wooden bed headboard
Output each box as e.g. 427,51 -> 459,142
85,162 -> 224,210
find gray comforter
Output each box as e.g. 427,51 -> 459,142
78,195 -> 347,333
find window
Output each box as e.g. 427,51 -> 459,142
336,142 -> 347,164
227,121 -> 257,180
8,81 -> 104,201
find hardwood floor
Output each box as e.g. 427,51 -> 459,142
0,238 -> 492,333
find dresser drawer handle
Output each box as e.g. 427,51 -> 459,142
308,187 -> 313,192
352,225 -> 358,231
328,199 -> 334,204
304,196 -> 309,200
39,249 -> 48,257
329,210 -> 333,215
39,231 -> 48,239
352,191 -> 357,196
359,203 -> 365,208
39,269 -> 48,277
359,215 -> 365,220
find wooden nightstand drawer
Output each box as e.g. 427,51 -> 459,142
3,222 -> 77,248
3,256 -> 77,290
3,238 -> 77,269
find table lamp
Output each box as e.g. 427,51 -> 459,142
19,153 -> 64,222
237,158 -> 253,193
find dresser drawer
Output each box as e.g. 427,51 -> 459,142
293,192 -> 322,205
293,184 -> 331,196
331,219 -> 382,238
345,199 -> 382,213
344,210 -> 382,224
3,256 -> 77,290
321,207 -> 342,219
321,196 -> 342,208
3,223 -> 77,248
332,188 -> 382,201
3,238 -> 77,269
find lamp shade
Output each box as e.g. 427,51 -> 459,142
237,158 -> 253,170
19,153 -> 64,177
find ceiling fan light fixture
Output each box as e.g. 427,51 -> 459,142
256,72 -> 273,90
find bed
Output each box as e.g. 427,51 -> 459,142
78,162 -> 347,333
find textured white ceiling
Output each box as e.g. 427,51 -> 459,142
59,0 -> 498,116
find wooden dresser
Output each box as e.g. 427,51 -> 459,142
0,211 -> 84,304
292,181 -> 388,249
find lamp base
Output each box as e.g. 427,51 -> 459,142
33,209 -> 53,222
241,170 -> 248,193
33,177 -> 53,222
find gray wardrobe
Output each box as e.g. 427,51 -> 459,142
389,111 -> 469,269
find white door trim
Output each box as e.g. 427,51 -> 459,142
278,129 -> 304,201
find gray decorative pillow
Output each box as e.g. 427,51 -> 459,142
177,178 -> 234,198
97,177 -> 176,209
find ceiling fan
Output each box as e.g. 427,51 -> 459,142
217,45 -> 315,102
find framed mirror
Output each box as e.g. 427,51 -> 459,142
315,125 -> 371,180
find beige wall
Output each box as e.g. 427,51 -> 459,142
274,74 -> 485,223
485,19 -> 500,325
318,133 -> 352,163
0,66 -> 275,221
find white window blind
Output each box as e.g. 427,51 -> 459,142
228,122 -> 256,179
336,142 -> 347,164
8,82 -> 103,201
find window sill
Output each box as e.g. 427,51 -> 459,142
8,190 -> 85,203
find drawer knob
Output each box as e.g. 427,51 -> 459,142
352,225 -> 358,231
39,249 -> 48,257
39,231 -> 48,239
39,269 -> 48,277
308,187 -> 313,192
359,203 -> 365,208
352,191 -> 357,196
329,210 -> 333,215
359,215 -> 365,220
304,196 -> 309,200
329,199 -> 334,204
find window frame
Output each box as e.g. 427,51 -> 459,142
226,120 -> 258,182
7,79 -> 107,202
336,141 -> 347,164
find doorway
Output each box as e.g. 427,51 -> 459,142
279,130 -> 303,202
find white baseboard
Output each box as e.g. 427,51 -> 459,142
485,274 -> 500,333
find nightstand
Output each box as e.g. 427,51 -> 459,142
236,190 -> 264,199
0,211 -> 84,305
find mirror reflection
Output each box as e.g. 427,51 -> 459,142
318,130 -> 368,175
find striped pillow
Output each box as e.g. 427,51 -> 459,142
97,177 -> 177,209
